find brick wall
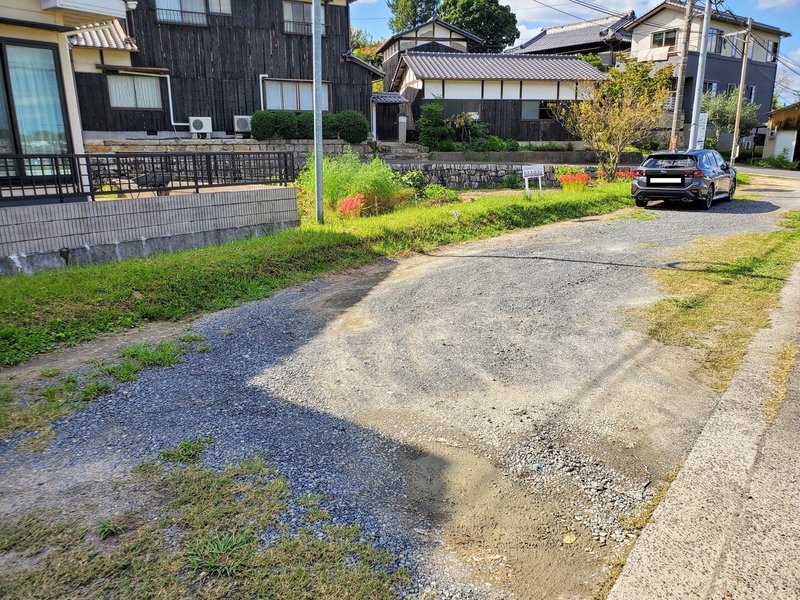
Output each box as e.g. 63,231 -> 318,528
0,187 -> 298,276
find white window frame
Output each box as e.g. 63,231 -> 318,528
107,74 -> 163,110
263,79 -> 329,111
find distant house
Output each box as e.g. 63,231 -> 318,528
387,50 -> 607,141
508,13 -> 635,67
0,0 -> 126,159
763,101 -> 800,162
68,0 -> 382,140
624,0 -> 790,149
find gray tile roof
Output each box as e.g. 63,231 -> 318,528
68,20 -> 137,51
510,14 -> 634,55
402,51 -> 608,81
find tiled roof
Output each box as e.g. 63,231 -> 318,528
371,92 -> 408,104
377,17 -> 484,54
509,14 -> 634,55
401,51 -> 608,81
68,20 -> 137,51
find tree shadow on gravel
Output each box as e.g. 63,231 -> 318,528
0,257 -> 452,594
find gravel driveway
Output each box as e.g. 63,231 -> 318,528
2,180 -> 799,599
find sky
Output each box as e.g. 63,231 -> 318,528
349,0 -> 800,103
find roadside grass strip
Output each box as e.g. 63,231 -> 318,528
0,454 -> 406,599
643,211 -> 800,392
764,343 -> 799,424
0,183 -> 632,366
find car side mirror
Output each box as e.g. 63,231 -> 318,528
721,162 -> 729,170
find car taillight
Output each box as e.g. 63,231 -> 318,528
684,169 -> 704,178
635,169 -> 645,177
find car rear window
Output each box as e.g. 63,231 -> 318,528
642,155 -> 697,168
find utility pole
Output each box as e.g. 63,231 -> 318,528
670,0 -> 695,150
688,0 -> 713,150
312,0 -> 324,224
730,17 -> 752,168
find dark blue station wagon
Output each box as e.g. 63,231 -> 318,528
631,150 -> 737,210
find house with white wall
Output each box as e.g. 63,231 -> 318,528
625,0 -> 789,149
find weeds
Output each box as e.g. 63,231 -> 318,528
159,436 -> 214,463
0,455 -> 409,598
98,518 -> 126,540
196,344 -> 211,353
80,382 -> 112,402
764,343 -> 799,424
642,211 -> 800,391
121,341 -> 184,368
179,332 -> 205,343
39,368 -> 61,378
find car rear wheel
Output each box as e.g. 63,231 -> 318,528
699,185 -> 714,210
635,198 -> 648,207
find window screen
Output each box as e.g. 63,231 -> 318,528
108,75 -> 162,109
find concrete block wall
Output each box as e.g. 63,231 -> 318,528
0,187 -> 298,276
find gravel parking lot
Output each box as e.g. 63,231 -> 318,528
2,179 -> 798,598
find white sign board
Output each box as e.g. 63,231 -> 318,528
694,113 -> 708,150
522,164 -> 545,197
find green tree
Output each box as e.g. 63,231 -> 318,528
576,53 -> 606,73
557,58 -> 673,179
438,0 -> 518,52
387,0 -> 438,33
351,28 -> 383,68
702,90 -> 760,141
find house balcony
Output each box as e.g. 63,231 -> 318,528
40,0 -> 126,26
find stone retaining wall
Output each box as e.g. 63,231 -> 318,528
390,162 -> 560,189
84,138 -> 364,159
0,187 -> 298,276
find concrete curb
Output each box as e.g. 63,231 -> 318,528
608,260 -> 800,600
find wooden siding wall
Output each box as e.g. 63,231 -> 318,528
402,97 -> 574,141
77,0 -> 375,133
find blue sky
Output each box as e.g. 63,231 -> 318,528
350,0 -> 800,102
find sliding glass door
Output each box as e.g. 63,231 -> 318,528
0,39 -> 71,177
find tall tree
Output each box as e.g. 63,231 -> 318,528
351,28 -> 383,68
438,0 -> 518,52
387,0 -> 437,33
557,57 -> 673,178
701,90 -> 759,143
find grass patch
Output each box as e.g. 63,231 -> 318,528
0,376 -> 81,440
642,211 -> 800,391
96,358 -> 141,383
736,171 -> 753,185
39,368 -> 61,378
80,382 -> 112,402
121,341 -> 184,368
764,343 -> 799,424
0,183 -> 632,366
179,332 -> 205,343
196,343 -> 211,353
159,436 -> 214,463
0,455 -> 406,598
98,517 -> 126,540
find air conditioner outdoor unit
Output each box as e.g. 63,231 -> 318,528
233,115 -> 252,133
189,116 -> 212,135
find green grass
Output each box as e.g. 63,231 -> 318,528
121,341 -> 184,368
159,436 -> 213,463
736,171 -> 753,185
80,382 -> 112,402
642,211 -> 800,391
0,183 -> 632,367
0,455 -> 406,599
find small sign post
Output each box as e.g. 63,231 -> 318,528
694,113 -> 708,150
522,164 -> 545,198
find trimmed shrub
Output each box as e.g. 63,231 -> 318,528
297,112 -> 314,139
470,135 -> 506,152
250,110 -> 275,141
336,110 -> 370,144
418,101 -> 454,150
500,173 -> 523,189
322,113 -> 339,139
272,111 -> 298,139
504,139 -> 520,152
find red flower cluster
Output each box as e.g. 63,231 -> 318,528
557,173 -> 591,191
614,170 -> 639,180
338,193 -> 365,218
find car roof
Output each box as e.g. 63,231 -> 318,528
647,150 -> 709,157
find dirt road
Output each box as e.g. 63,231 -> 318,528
2,178 -> 799,598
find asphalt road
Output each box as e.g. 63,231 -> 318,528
2,178 -> 799,598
